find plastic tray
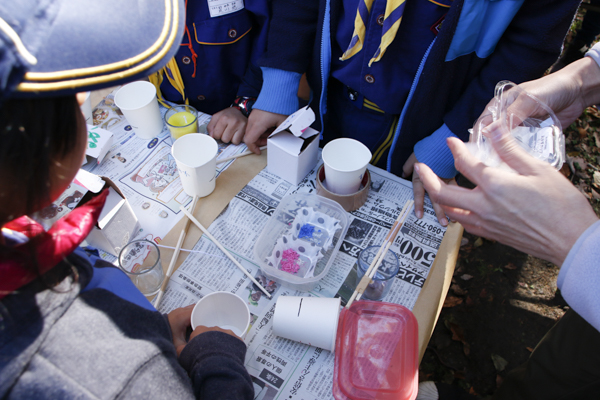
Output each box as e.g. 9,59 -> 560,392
253,193 -> 349,291
333,301 -> 419,400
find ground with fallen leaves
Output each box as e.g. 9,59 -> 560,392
418,8 -> 600,397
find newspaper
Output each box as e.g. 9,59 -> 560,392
159,155 -> 446,400
33,89 -> 253,261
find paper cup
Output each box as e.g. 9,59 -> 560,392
273,296 -> 341,352
78,91 -> 92,124
322,138 -> 372,195
172,134 -> 218,197
114,81 -> 164,139
190,292 -> 251,339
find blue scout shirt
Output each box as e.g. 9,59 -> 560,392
332,0 -> 450,114
159,0 -> 269,115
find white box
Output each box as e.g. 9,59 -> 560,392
76,170 -> 140,256
85,124 -> 113,165
267,106 -> 320,185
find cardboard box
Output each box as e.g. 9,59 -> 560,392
267,105 -> 320,185
76,169 -> 140,256
85,124 -> 113,165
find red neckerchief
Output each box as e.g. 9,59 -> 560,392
0,189 -> 108,299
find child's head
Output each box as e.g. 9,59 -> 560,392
0,0 -> 185,225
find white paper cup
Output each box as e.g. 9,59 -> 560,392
272,296 -> 341,352
172,134 -> 218,197
322,138 -> 372,195
190,292 -> 251,339
114,81 -> 163,139
78,91 -> 92,124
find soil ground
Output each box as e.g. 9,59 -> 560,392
417,5 -> 600,397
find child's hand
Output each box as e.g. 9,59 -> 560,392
167,304 -> 195,357
245,109 -> 288,154
190,325 -> 243,341
207,107 -> 247,144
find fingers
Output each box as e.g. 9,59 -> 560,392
207,109 -> 247,144
412,166 -> 448,226
415,162 -> 483,212
402,153 -> 417,179
489,126 -> 545,176
190,325 -> 242,341
446,138 -> 488,186
411,168 -> 426,220
167,304 -> 194,357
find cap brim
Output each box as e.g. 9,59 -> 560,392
5,0 -> 184,98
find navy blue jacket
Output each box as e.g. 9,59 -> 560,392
253,0 -> 580,178
158,0 -> 270,114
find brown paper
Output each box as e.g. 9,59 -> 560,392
412,221 -> 464,362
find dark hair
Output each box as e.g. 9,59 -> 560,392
0,95 -> 81,284
0,95 -> 81,218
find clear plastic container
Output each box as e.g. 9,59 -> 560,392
253,193 -> 349,292
468,80 -> 565,170
333,301 -> 419,400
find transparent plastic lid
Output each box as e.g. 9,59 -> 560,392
333,301 -> 419,400
468,80 -> 565,170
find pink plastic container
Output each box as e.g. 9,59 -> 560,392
333,301 -> 419,400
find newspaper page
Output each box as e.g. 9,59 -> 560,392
159,154 -> 446,400
31,89 -> 254,262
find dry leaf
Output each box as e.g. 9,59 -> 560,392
578,127 -> 588,139
443,296 -> 464,308
491,353 -> 508,372
473,237 -> 484,248
451,283 -> 467,296
504,262 -> 517,270
461,274 -> 473,281
526,346 -> 534,352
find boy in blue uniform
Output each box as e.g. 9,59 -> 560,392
151,0 -> 270,144
243,0 -> 580,225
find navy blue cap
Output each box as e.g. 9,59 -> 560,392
0,0 -> 184,100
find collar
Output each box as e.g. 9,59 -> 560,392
0,189 -> 108,299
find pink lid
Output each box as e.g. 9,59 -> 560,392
333,301 -> 419,400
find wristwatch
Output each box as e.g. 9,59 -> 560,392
231,96 -> 256,118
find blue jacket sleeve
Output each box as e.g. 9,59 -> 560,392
557,220 -> 600,333
443,0 -> 580,143
413,124 -> 459,178
179,331 -> 254,399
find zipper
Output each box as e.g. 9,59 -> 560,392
387,37 -> 437,171
318,0 -> 332,139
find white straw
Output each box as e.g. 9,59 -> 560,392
153,196 -> 199,308
217,145 -> 267,164
179,206 -> 272,299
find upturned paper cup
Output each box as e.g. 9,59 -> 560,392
191,292 -> 251,339
273,296 -> 341,352
321,138 -> 372,195
114,81 -> 163,139
172,134 -> 218,197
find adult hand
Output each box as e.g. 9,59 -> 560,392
402,152 -> 455,227
415,133 -> 598,266
480,57 -> 600,135
207,107 -> 247,144
244,109 -> 288,154
167,304 -> 194,357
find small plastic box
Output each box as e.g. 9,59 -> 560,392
468,80 -> 565,170
333,301 -> 419,400
253,193 -> 349,292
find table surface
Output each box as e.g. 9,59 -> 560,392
89,89 -> 463,363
